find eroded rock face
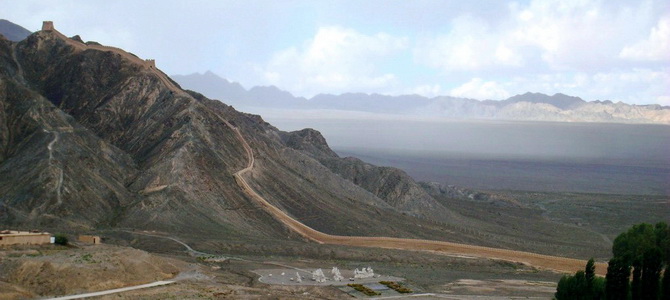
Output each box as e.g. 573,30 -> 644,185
282,128 -> 460,223
281,128 -> 338,159
0,27 -> 461,240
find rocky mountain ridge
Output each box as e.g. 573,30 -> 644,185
0,23 -> 465,242
0,22 -> 618,259
173,71 -> 670,124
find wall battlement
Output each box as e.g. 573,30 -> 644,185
145,59 -> 155,68
42,21 -> 54,31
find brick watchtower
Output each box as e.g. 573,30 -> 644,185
42,21 -> 54,31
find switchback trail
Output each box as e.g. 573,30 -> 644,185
226,121 -> 608,276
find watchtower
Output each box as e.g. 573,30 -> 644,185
145,59 -> 156,68
42,21 -> 54,31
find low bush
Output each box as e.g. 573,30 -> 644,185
380,281 -> 413,293
347,283 -> 380,296
54,234 -> 68,246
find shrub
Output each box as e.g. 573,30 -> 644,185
347,283 -> 380,296
380,281 -> 413,293
54,234 -> 68,246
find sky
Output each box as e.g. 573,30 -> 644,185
1,0 -> 669,105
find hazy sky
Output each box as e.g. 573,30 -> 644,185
2,0 -> 669,104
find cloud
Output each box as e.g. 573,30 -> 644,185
261,26 -> 407,97
450,78 -> 511,100
413,16 -> 523,71
446,68 -> 670,105
619,16 -> 670,61
413,0 -> 662,72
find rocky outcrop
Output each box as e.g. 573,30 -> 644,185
280,128 -> 338,159
281,128 -> 459,223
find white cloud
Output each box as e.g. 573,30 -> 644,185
620,16 -> 670,61
261,26 -> 407,97
450,78 -> 511,100
413,16 -> 523,71
414,0 -> 662,72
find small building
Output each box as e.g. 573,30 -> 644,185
78,235 -> 101,244
0,230 -> 51,246
145,59 -> 155,68
42,21 -> 54,31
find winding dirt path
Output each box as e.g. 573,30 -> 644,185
46,130 -> 63,206
42,24 -> 606,276
226,122 -> 607,275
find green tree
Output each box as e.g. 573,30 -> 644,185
586,258 -> 597,294
610,222 -> 669,300
556,271 -> 590,300
661,268 -> 670,300
556,259 -> 605,300
640,248 -> 662,300
605,257 -> 630,300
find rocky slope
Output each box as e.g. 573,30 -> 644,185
174,71 -> 670,124
0,24 -> 467,242
0,23 -> 619,259
281,128 -> 460,223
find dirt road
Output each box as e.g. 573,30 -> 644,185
45,281 -> 175,300
227,121 -> 607,276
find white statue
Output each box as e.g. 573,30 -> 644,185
331,267 -> 344,281
312,268 -> 326,283
296,272 -> 302,283
354,266 -> 375,279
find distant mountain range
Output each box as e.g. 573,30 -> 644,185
0,19 -> 31,42
173,71 -> 670,124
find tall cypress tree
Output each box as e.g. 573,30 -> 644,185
632,261 -> 643,300
606,257 -> 630,300
641,248 -> 662,300
661,268 -> 670,300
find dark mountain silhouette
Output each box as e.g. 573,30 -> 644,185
0,20 -> 31,42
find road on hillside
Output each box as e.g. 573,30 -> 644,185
46,24 -> 605,276
227,120 -> 608,276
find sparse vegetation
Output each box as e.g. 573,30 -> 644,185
347,283 -> 380,296
379,281 -> 413,293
